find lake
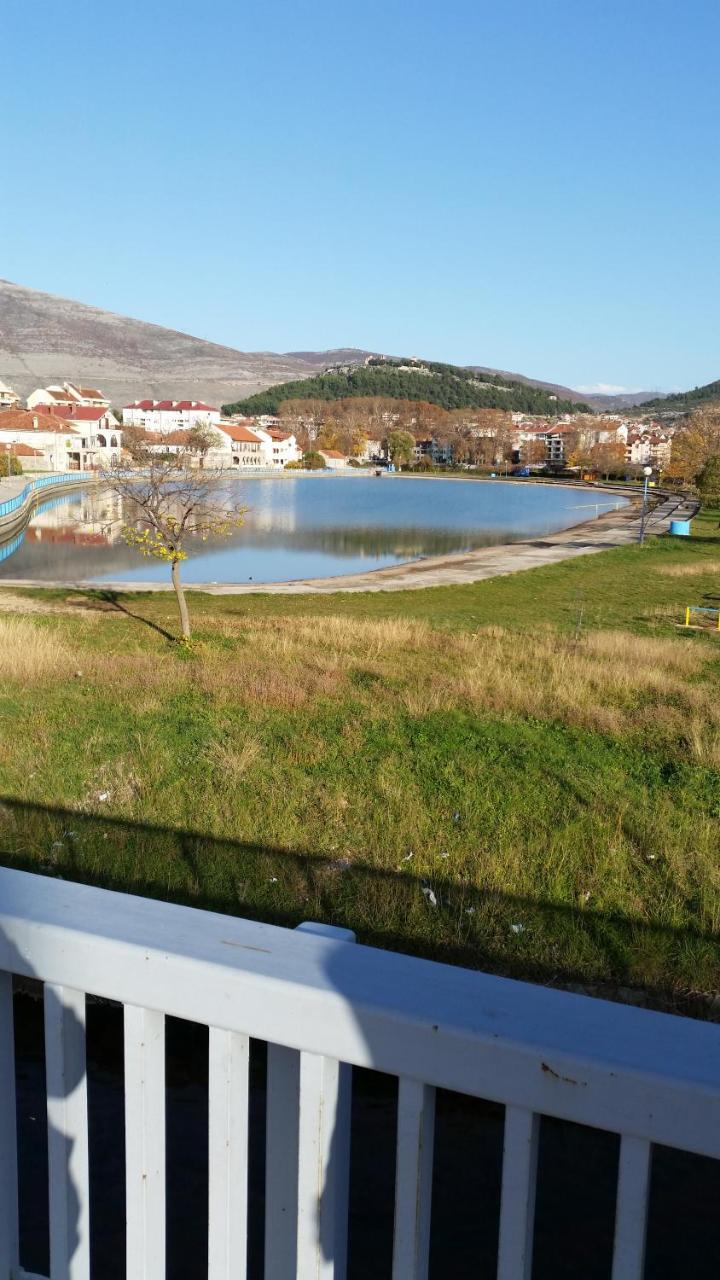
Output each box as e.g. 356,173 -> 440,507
0,475 -> 628,584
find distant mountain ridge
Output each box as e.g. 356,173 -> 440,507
469,368 -> 662,411
0,278 -> 667,412
638,379 -> 720,412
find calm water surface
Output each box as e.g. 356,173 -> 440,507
0,475 -> 627,584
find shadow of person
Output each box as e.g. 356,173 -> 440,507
0,925 -> 86,1277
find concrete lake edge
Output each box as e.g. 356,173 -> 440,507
0,475 -> 694,595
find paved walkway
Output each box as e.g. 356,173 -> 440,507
6,490 -> 695,596
0,475 -> 33,502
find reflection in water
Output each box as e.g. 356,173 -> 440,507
0,476 -> 627,584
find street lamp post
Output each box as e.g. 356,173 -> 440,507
639,465 -> 653,544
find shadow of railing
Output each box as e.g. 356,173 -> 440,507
0,796 -> 718,1019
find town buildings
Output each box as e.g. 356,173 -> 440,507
122,400 -> 221,433
215,422 -> 301,468
133,419 -> 302,470
27,382 -> 111,410
317,449 -> 348,469
216,421 -> 268,467
0,381 -> 21,410
36,404 -> 120,434
0,370 -> 684,478
625,429 -> 673,469
0,410 -> 122,471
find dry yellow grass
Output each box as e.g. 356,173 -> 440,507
208,735 -> 264,778
2,612 -> 719,755
0,618 -> 77,682
656,560 -> 720,577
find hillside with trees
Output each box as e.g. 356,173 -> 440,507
222,357 -> 591,417
640,379 -> 720,412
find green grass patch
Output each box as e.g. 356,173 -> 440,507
0,514 -> 719,1011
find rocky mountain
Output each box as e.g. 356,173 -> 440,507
0,280 -> 344,409
0,278 -> 664,413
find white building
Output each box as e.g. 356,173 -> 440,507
215,421 -> 269,467
0,410 -> 122,471
125,419 -> 302,470
36,404 -> 120,435
317,449 -> 348,470
263,427 -> 302,468
513,425 -> 567,464
357,436 -> 384,463
626,431 -> 672,468
27,382 -> 111,410
123,400 -> 221,434
0,380 -> 21,410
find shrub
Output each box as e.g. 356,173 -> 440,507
302,451 -> 327,470
0,454 -> 23,477
697,455 -> 720,509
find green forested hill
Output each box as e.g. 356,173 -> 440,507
640,379 -> 720,411
222,358 -> 591,416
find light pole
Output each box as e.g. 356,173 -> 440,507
639,465 -> 653,544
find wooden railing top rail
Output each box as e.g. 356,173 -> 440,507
1,867 -> 719,1160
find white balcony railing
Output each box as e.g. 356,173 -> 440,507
0,866 -> 719,1279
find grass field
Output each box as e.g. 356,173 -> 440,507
0,507 -> 719,1012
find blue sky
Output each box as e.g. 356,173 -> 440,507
2,0 -> 719,392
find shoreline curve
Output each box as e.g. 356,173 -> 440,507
1,488 -> 691,596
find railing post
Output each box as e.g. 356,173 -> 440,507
0,972 -> 19,1279
497,1106 -> 539,1280
611,1136 -> 651,1280
124,1005 -> 165,1280
208,1027 -> 250,1280
392,1079 -> 436,1280
265,922 -> 355,1280
44,984 -> 90,1280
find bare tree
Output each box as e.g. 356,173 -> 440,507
186,419 -> 223,467
521,438 -> 549,467
101,446 -> 246,640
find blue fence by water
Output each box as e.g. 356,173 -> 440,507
0,472 -> 91,520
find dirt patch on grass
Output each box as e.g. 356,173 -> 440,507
0,591 -> 61,615
0,590 -> 120,618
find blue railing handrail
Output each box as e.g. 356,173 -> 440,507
0,471 -> 91,520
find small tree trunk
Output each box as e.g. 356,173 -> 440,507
171,558 -> 191,639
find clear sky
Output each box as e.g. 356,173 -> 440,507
2,0 -> 719,392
